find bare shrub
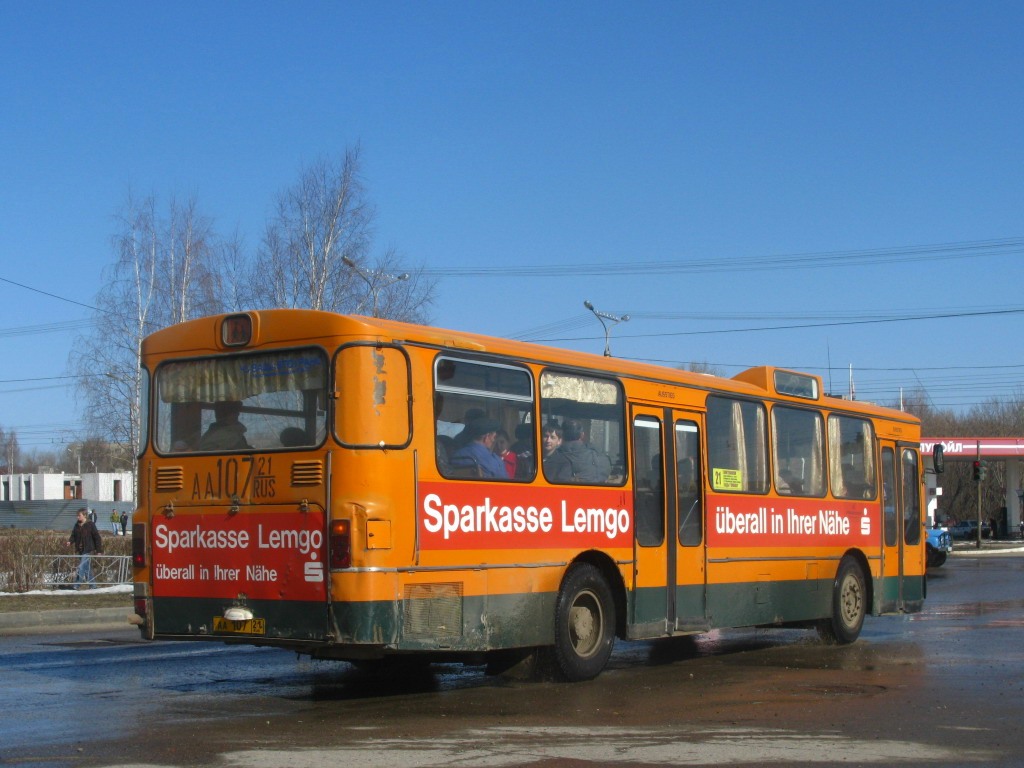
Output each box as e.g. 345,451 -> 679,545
0,530 -> 130,592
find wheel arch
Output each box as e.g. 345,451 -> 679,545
842,548 -> 874,614
565,549 -> 628,639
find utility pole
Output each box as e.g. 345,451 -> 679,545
975,440 -> 983,550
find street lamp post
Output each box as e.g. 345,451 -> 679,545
584,300 -> 630,357
342,257 -> 409,318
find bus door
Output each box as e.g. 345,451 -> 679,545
671,415 -> 707,632
630,409 -> 706,637
878,442 -> 924,612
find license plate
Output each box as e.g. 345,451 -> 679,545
213,617 -> 266,635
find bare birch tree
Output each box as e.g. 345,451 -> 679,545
0,426 -> 20,474
216,229 -> 251,312
70,194 -> 158,463
249,147 -> 435,319
70,149 -> 433,483
161,196 -> 222,324
69,193 -> 224,481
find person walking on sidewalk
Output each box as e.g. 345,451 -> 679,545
68,508 -> 103,589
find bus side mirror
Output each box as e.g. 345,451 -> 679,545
932,444 -> 945,474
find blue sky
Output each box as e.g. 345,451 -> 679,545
2,2 -> 1023,451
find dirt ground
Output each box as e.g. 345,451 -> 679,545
0,591 -> 131,613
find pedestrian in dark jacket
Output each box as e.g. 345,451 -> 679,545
68,508 -> 103,588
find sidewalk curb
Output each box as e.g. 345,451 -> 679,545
0,607 -> 133,635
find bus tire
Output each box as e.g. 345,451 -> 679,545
552,563 -> 615,681
817,557 -> 866,645
926,545 -> 947,568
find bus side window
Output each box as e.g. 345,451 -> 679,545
675,420 -> 703,546
706,396 -> 768,494
539,370 -> 625,487
433,356 -> 534,482
902,449 -> 921,545
771,406 -> 825,497
633,416 -> 664,547
828,415 -> 876,500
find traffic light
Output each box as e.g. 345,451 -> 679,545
980,461 -> 988,481
972,460 -> 981,482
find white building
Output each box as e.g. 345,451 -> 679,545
0,471 -> 134,503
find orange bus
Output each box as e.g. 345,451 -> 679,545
131,309 -> 931,681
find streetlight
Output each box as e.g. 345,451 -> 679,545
342,257 -> 409,318
584,300 -> 630,357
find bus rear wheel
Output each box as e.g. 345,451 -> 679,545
552,563 -> 615,682
817,557 -> 866,645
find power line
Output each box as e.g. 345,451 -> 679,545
512,305 -> 1024,343
427,237 -> 1024,278
0,276 -> 101,313
0,319 -> 93,339
530,306 -> 1024,344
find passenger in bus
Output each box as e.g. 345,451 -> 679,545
778,460 -> 803,495
510,423 -> 535,479
493,429 -> 517,479
198,400 -> 251,451
450,417 -> 508,478
436,435 -> 455,472
453,408 -> 487,449
279,427 -> 308,447
546,419 -> 612,484
541,423 -> 563,473
841,462 -> 867,498
649,453 -> 663,488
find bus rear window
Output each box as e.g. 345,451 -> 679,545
155,349 -> 328,453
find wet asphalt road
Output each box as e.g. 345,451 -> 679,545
2,552 -> 1023,767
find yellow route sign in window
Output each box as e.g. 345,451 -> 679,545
713,467 -> 743,491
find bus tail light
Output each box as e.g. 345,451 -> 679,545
329,519 -> 352,569
132,523 -> 147,568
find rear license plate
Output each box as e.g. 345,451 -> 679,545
213,617 -> 266,635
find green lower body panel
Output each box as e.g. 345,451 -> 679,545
629,578 -> 831,639
332,590 -> 557,651
630,583 -> 709,635
877,574 -> 926,613
152,596 -> 331,642
707,578 -> 832,627
151,574 -> 924,655
153,591 -> 558,653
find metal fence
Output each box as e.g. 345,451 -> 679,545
33,554 -> 132,590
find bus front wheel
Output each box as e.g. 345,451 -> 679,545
817,557 -> 866,645
552,563 -> 615,681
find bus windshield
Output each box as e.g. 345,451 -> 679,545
154,348 -> 328,453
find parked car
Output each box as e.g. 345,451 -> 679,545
926,526 -> 953,567
949,520 -> 991,540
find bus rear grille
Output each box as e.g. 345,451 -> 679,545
155,467 -> 184,491
403,582 -> 463,641
290,460 -> 324,486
